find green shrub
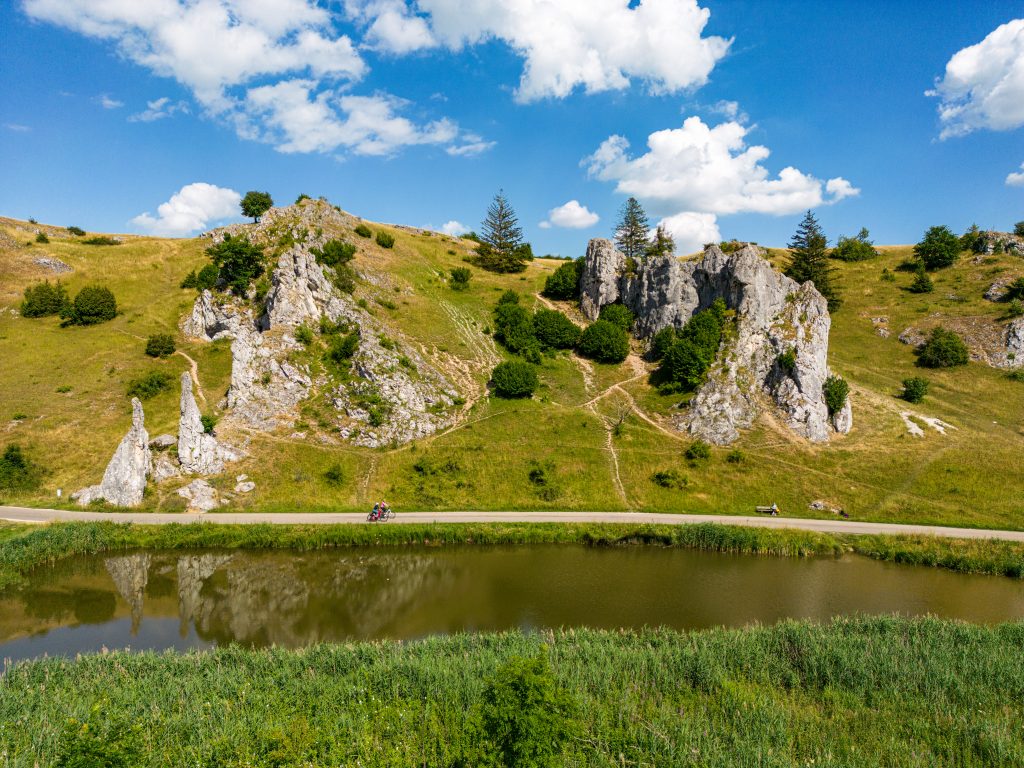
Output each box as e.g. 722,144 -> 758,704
473,651 -> 577,768
206,235 -> 265,294
295,325 -> 314,346
35,232 -> 49,244
53,706 -> 143,768
144,333 -> 176,358
497,290 -> 519,306
66,226 -> 86,236
354,223 -> 372,238
823,375 -> 850,414
726,449 -> 744,464
375,231 -> 395,249
449,267 -> 472,291
916,328 -> 969,368
649,326 -> 676,361
1003,278 -> 1024,303
830,228 -> 877,261
493,302 -> 537,356
685,440 -> 711,461
909,267 -> 934,294
200,415 -> 216,435
598,303 -> 634,332
1014,221 -> 1024,238
179,270 -> 198,289
542,259 -> 583,300
532,309 -> 580,350
0,444 -> 40,493
20,280 -> 69,317
125,371 -> 173,400
82,236 -> 120,246
240,190 -> 273,222
490,360 -> 538,398
327,331 -> 360,366
295,193 -> 311,204
901,376 -> 929,403
881,268 -> 896,282
61,285 -> 117,326
181,263 -> 221,291
1007,299 -> 1024,318
777,347 -> 797,373
657,305 -> 726,391
1009,369 -> 1024,382
914,225 -> 960,270
313,239 -> 356,268
577,320 -> 629,363
651,469 -> 687,489
323,463 -> 344,486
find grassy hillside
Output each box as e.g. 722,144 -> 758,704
1,212 -> 1022,527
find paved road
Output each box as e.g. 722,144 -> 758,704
2,506 -> 1023,541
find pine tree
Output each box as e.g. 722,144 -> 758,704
645,223 -> 675,259
477,190 -> 528,273
614,197 -> 650,260
785,210 -> 841,311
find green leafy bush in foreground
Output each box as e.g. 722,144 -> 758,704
354,223 -> 372,238
490,359 -> 538,398
916,327 -> 969,368
577,319 -> 629,363
375,231 -> 395,249
144,333 -> 176,358
0,444 -> 39,494
60,285 -> 117,326
125,371 -> 174,400
20,280 -> 69,318
901,376 -> 929,403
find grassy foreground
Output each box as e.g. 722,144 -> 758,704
2,617 -> 1023,766
1,521 -> 1023,591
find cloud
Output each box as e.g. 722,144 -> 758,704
539,200 -> 600,229
400,0 -> 730,102
440,220 -> 466,235
1008,162 -> 1024,187
445,133 -> 496,157
98,94 -> 124,109
3,123 -> 30,132
707,99 -> 747,123
657,211 -> 720,254
928,19 -> 1024,138
131,182 -> 241,236
243,81 -> 457,155
584,116 -> 858,217
24,0 -> 483,157
129,96 -> 190,122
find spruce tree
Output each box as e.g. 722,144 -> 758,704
614,197 -> 650,260
785,210 -> 841,311
645,223 -> 675,259
477,190 -> 528,273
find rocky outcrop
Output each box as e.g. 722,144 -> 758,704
1005,319 -> 1024,368
182,289 -> 246,341
580,239 -> 850,444
177,478 -> 220,512
177,372 -> 234,474
260,246 -> 347,331
72,398 -> 151,507
975,231 -> 1024,257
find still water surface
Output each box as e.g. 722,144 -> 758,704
2,546 -> 1023,664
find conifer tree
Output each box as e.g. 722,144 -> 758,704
785,210 -> 841,311
645,223 -> 675,259
614,197 -> 650,260
477,190 -> 529,273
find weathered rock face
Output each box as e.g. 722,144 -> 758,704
260,246 -> 347,331
178,372 -> 231,474
580,239 -> 849,444
975,231 -> 1024,257
182,289 -> 246,341
72,398 -> 152,507
177,478 -> 220,512
1005,319 -> 1024,368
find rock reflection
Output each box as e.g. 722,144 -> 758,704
104,554 -> 150,633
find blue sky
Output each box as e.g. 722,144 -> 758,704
1,0 -> 1022,255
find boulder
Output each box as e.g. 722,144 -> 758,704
234,480 -> 256,493
73,398 -> 151,507
152,453 -> 181,483
149,434 -> 176,450
177,479 -> 219,512
177,372 -> 229,475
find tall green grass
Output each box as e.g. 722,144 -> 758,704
2,617 -> 1022,766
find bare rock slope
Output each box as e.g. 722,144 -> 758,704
580,239 -> 851,444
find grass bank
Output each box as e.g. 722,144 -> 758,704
2,617 -> 1023,766
2,521 -> 1024,591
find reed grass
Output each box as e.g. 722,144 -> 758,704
1,616 -> 1022,766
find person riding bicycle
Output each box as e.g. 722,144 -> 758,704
370,501 -> 383,521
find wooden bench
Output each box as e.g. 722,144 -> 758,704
755,505 -> 779,516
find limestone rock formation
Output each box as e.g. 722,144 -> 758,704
580,239 -> 850,444
149,434 -> 176,450
177,478 -> 220,512
260,246 -> 347,331
72,398 -> 152,507
1005,319 -> 1024,368
975,231 -> 1024,257
182,289 -> 245,341
177,372 -> 233,474
152,454 -> 181,483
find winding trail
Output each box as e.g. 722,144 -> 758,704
2,506 -> 1024,540
174,350 -> 206,404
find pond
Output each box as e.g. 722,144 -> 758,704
2,545 -> 1023,664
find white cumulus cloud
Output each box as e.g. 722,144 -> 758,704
1008,162 -> 1024,187
539,200 -> 600,229
657,212 -> 721,254
346,0 -> 437,53
129,96 -> 189,122
440,220 -> 466,235
928,18 -> 1024,138
584,116 -> 858,217
132,182 -> 241,237
98,94 -> 124,109
402,0 -> 730,102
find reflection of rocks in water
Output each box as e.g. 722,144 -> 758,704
179,551 -> 459,647
176,553 -> 233,636
104,554 -> 151,633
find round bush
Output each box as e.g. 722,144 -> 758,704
375,231 -> 395,249
490,360 -> 538,398
542,260 -> 582,300
65,285 -> 117,325
823,374 -> 850,415
532,309 -> 580,350
598,303 -> 635,332
901,376 -> 929,403
144,333 -> 176,358
649,326 -> 676,361
916,328 -> 969,368
914,225 -> 960,270
577,320 -> 629,363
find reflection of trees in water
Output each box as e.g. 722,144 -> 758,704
175,551 -> 460,647
104,554 -> 150,633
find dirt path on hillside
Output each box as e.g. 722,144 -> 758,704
5,506 -> 1024,541
175,350 -> 206,403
